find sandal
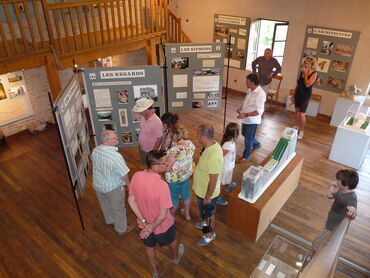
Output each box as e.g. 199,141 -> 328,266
180,208 -> 191,221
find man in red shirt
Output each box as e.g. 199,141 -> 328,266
128,150 -> 184,278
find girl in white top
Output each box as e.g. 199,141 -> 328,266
216,122 -> 240,205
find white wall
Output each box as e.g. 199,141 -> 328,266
170,0 -> 370,115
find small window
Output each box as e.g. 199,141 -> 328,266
246,19 -> 289,70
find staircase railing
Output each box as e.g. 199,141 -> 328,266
168,10 -> 191,43
0,0 -> 168,60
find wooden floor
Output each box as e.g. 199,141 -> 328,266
1,90 -> 369,277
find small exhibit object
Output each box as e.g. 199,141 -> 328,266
238,127 -> 297,203
250,235 -> 309,278
329,104 -> 370,169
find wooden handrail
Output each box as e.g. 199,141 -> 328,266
299,217 -> 351,278
168,9 -> 191,43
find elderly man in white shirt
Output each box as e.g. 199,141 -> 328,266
236,73 -> 266,163
91,130 -> 134,235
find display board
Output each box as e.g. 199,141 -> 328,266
0,71 -> 33,126
165,43 -> 225,111
213,14 -> 250,70
54,76 -> 91,196
83,66 -> 163,147
300,25 -> 360,93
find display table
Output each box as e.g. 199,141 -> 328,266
226,154 -> 304,242
329,124 -> 370,169
330,95 -> 365,127
250,235 -> 309,278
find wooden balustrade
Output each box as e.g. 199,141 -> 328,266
0,0 -> 50,58
299,217 -> 351,278
0,0 -> 170,61
168,10 -> 191,43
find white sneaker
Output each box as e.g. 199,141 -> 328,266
298,131 -> 304,139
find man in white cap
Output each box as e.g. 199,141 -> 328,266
133,97 -> 163,165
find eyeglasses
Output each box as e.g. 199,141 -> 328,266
153,162 -> 167,166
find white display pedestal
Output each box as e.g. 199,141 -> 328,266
329,125 -> 370,169
330,95 -> 365,127
286,95 -> 320,117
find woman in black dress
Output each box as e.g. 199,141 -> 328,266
292,57 -> 317,139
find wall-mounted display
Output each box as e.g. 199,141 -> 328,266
54,76 -> 90,196
300,25 -> 360,93
83,66 -> 163,147
213,14 -> 251,70
0,71 -> 34,126
165,43 -> 225,111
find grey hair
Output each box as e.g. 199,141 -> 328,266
100,130 -> 114,143
199,124 -> 214,139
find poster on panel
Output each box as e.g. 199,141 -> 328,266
165,43 -> 225,111
83,66 -> 163,147
0,71 -> 34,126
54,76 -> 91,196
213,14 -> 251,70
300,25 -> 360,93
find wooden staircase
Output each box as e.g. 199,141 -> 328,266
0,0 -> 191,97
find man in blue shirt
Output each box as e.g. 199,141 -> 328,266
91,130 -> 134,235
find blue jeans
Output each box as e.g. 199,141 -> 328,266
241,123 -> 260,159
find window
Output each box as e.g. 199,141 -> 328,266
246,19 -> 289,70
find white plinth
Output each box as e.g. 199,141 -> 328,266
329,125 -> 370,169
330,95 -> 365,127
286,96 -> 320,117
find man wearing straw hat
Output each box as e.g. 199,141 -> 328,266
133,97 -> 163,165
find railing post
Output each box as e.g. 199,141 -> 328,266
163,0 -> 168,42
177,17 -> 181,43
40,0 -> 56,51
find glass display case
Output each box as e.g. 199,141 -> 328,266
251,236 -> 309,278
342,103 -> 370,134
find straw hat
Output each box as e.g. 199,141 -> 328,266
132,97 -> 154,112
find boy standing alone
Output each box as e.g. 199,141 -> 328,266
312,169 -> 358,252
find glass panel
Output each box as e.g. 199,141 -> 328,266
275,25 -> 288,41
251,236 -> 309,278
273,42 -> 286,56
246,20 -> 260,70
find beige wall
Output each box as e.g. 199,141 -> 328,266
170,0 -> 370,115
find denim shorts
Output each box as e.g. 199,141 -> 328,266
196,196 -> 217,219
168,178 -> 191,205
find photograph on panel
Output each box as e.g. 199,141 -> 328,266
317,58 -> 330,73
97,110 -> 113,121
328,77 -> 345,89
118,109 -> 129,127
171,57 -> 189,69
315,75 -> 324,86
117,89 -> 129,104
193,93 -> 206,99
207,100 -> 219,108
133,85 -> 158,101
335,44 -> 353,57
208,92 -> 220,99
320,41 -> 334,55
306,37 -> 319,49
192,101 -> 203,109
102,122 -> 117,132
332,60 -> 349,73
122,132 -> 133,144
93,88 -> 112,108
303,49 -> 317,58
215,25 -> 229,37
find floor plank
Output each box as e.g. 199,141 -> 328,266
0,90 -> 369,277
